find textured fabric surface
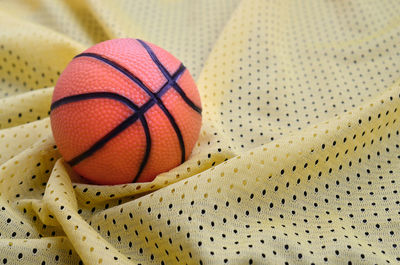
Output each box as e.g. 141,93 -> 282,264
0,0 -> 399,264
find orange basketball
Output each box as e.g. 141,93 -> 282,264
50,38 -> 202,185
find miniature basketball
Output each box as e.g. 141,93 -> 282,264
50,38 -> 202,185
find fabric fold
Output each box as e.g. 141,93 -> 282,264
0,0 -> 399,264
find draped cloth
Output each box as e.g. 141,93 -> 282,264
0,0 -> 399,264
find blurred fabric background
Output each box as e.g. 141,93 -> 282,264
0,0 -> 399,264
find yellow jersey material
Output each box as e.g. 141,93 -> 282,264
0,0 -> 399,264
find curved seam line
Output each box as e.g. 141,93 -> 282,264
137,39 -> 202,114
136,40 -> 187,162
134,116 -> 152,182
50,92 -> 139,111
67,98 -> 155,167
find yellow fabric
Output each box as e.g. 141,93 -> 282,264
0,0 -> 399,264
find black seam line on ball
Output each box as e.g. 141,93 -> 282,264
136,40 -> 187,163
75,51 -> 186,164
155,64 -> 185,98
68,98 -> 155,167
137,39 -> 202,114
156,64 -> 202,114
134,116 -> 151,183
52,91 -> 152,181
50,92 -> 139,112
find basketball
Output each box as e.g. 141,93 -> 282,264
50,38 -> 202,185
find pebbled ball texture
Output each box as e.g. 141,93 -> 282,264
50,38 -> 202,185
